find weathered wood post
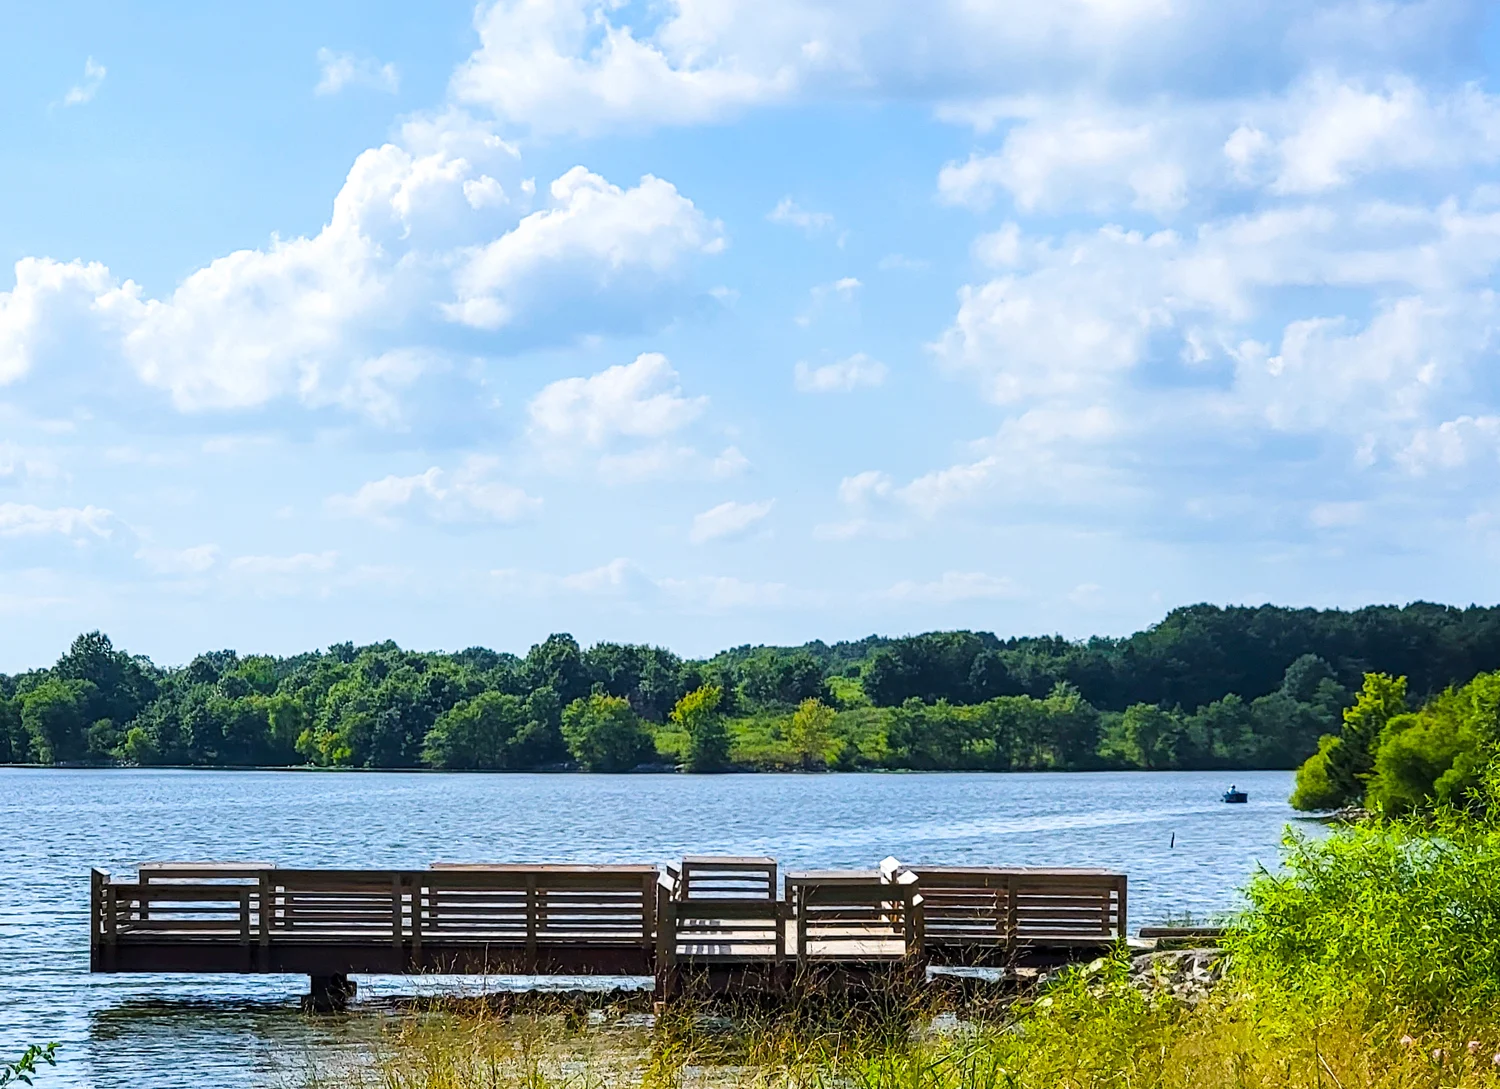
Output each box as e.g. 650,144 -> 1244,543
653,875 -> 677,1000
304,974 -> 356,1013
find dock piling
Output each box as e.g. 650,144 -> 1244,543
305,974 -> 356,1013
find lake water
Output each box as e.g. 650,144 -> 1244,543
0,767 -> 1309,1088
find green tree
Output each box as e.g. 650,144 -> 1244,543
1186,694 -> 1258,767
886,698 -> 974,769
1291,673 -> 1409,810
21,679 -> 95,764
423,691 -> 530,769
672,684 -> 730,772
1290,734 -> 1344,810
54,631 -> 156,727
525,634 -> 590,705
787,698 -> 835,769
1103,704 -> 1186,769
0,697 -> 17,763
1040,682 -> 1102,768
562,693 -> 654,772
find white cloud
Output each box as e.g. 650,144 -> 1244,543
767,198 -> 835,236
886,572 -> 1020,603
794,353 -> 887,393
895,408 -> 1126,518
0,138 -> 722,421
448,0 -> 1443,136
445,168 -> 724,330
939,111 -> 1191,215
529,353 -> 706,448
1269,75 -> 1500,195
526,354 -> 739,482
315,48 -> 400,96
935,79 -> 1500,220
690,499 -> 775,544
0,502 -> 111,538
328,456 -> 541,526
837,470 -> 893,506
63,57 -> 106,106
932,226 -> 1180,406
1397,416 -> 1500,475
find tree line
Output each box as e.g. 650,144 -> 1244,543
5,601 -> 1500,773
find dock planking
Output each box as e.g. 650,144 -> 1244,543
90,856 -> 1127,1005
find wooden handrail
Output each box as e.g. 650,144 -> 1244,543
91,860 -> 1127,971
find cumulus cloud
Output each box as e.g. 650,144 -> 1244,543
63,57 -> 106,106
939,111 -> 1192,215
447,0 -> 1459,135
936,78 -> 1500,221
316,48 -> 400,95
1398,416 -> 1500,475
794,353 -> 887,393
529,353 -> 705,447
328,456 -> 541,526
526,353 -> 732,481
0,137 -> 722,423
690,499 -> 775,544
447,167 -> 723,330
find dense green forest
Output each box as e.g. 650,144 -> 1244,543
4,601 -> 1500,774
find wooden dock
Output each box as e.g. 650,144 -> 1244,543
90,855 -> 1127,1006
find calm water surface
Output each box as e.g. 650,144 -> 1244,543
0,767 -> 1308,1088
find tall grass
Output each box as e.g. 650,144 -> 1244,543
315,808 -> 1500,1089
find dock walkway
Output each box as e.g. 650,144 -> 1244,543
90,855 -> 1127,1004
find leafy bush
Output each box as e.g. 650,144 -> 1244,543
1234,808 -> 1500,1020
560,693 -> 654,772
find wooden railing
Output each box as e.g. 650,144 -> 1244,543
676,856 -> 778,900
788,870 -> 924,962
92,866 -> 659,952
879,859 -> 1127,951
91,857 -> 1127,976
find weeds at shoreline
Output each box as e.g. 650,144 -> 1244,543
307,810 -> 1500,1088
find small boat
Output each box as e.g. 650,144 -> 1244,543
1222,786 -> 1248,804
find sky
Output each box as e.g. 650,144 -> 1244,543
4,1 -> 1500,671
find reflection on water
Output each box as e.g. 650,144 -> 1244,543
0,767 -> 1302,1087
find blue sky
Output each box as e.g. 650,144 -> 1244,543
4,0 -> 1500,670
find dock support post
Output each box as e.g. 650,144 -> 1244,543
304,974 -> 356,1013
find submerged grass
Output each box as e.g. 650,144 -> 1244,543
312,808 -> 1500,1089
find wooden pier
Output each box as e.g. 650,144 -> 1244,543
90,856 -> 1127,1006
